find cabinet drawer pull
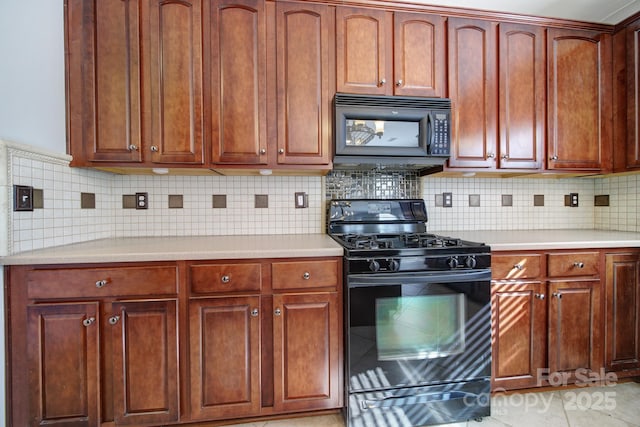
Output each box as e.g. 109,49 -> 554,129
552,292 -> 562,299
379,78 -> 386,86
487,152 -> 495,159
303,272 -> 310,280
513,264 -> 523,271
108,315 -> 120,325
274,308 -> 282,316
150,145 -> 159,152
221,275 -> 230,284
251,308 -> 259,317
82,317 -> 95,327
95,279 -> 109,288
128,144 -> 138,151
396,79 -> 403,87
260,148 -> 266,154
535,293 -> 545,300
573,261 -> 585,269
550,155 -> 558,161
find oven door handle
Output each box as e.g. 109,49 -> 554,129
347,269 -> 491,287
360,390 -> 478,410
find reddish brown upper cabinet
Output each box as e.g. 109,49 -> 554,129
547,28 -> 613,172
626,20 -> 640,169
66,0 -> 205,167
66,0 -> 143,165
336,7 -> 445,97
144,0 -> 205,164
208,0 -> 268,165
447,18 -> 498,169
275,2 -> 333,166
498,23 -> 545,170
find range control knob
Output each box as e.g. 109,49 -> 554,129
447,257 -> 459,269
465,256 -> 477,269
388,259 -> 400,272
369,259 -> 381,272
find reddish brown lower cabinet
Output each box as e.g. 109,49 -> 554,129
491,249 -> 605,391
273,292 -> 341,412
548,279 -> 601,375
605,252 -> 640,371
491,281 -> 547,390
110,300 -> 179,426
27,302 -> 101,427
189,296 -> 261,420
7,256 -> 342,426
7,263 -> 180,427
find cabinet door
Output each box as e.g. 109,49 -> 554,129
548,280 -> 601,374
275,2 -> 333,165
273,293 -> 342,412
393,12 -> 445,97
605,253 -> 640,370
27,302 -> 100,427
627,20 -> 640,169
110,300 -> 179,425
145,0 -> 205,164
66,0 -> 142,164
209,0 -> 268,165
336,7 -> 392,95
447,18 -> 498,168
189,296 -> 261,420
498,23 -> 545,170
547,29 -> 612,171
491,282 -> 547,390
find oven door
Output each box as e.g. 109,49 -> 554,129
347,269 -> 491,393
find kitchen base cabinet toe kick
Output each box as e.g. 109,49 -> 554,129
5,257 -> 343,426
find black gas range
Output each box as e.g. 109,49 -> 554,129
329,199 -> 491,427
329,199 -> 491,274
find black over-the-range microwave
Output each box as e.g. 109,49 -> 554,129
333,93 -> 451,172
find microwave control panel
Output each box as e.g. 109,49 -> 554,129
430,112 -> 450,156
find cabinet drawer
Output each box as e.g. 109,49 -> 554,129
492,254 -> 541,280
272,259 -> 339,290
190,263 -> 261,294
27,265 -> 178,299
547,252 -> 599,277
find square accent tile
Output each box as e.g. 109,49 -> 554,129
33,188 -> 44,209
212,194 -> 227,208
255,194 -> 268,209
469,194 -> 480,207
534,194 -> 545,207
168,194 -> 183,209
501,194 -> 513,207
80,192 -> 95,209
122,194 -> 136,209
594,194 -> 610,206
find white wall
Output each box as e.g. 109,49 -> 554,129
0,0 -> 66,153
0,1 -> 66,421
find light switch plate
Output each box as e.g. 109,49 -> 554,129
295,192 -> 308,208
13,185 -> 33,211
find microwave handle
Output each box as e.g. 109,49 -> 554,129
427,112 -> 434,155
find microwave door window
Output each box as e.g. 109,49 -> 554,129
345,120 -> 419,148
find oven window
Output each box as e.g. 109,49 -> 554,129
376,294 -> 466,361
345,119 -> 419,147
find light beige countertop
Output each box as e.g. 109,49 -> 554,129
0,234 -> 344,265
433,229 -> 640,251
3,230 -> 640,266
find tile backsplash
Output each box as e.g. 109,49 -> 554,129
2,139 -> 639,256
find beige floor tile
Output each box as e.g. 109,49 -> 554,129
216,382 -> 640,427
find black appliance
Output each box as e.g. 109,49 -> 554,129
328,199 -> 491,427
333,93 -> 451,173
